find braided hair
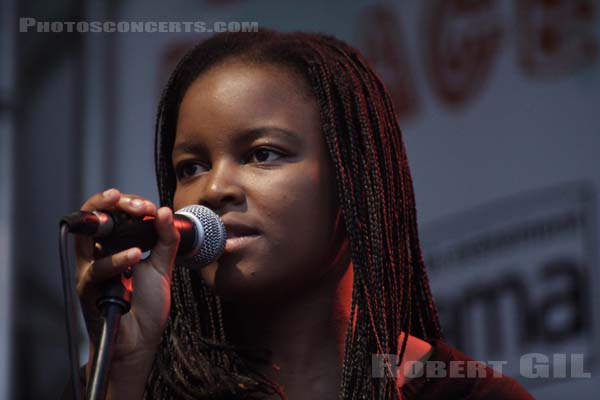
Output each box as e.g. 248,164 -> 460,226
146,29 -> 442,399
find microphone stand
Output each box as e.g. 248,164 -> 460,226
86,273 -> 132,400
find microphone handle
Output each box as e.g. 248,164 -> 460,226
96,214 -> 196,256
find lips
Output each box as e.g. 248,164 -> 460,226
221,221 -> 261,253
222,222 -> 261,239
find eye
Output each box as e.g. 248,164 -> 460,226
246,148 -> 284,164
175,161 -> 208,180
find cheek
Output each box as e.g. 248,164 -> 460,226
172,188 -> 186,210
173,181 -> 203,210
253,162 -> 337,255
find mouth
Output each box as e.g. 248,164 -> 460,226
224,235 -> 260,253
223,223 -> 261,253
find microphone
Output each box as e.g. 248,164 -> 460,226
60,205 -> 227,268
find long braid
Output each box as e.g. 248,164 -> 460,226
147,29 -> 442,399
307,37 -> 413,398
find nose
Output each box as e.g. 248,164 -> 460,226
198,158 -> 245,210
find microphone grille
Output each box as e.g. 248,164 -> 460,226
176,205 -> 226,268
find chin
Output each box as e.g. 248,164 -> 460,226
197,255 -> 274,304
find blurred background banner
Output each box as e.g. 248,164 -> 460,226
421,182 -> 598,393
2,0 -> 598,398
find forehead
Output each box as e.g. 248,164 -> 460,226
190,60 -> 313,102
175,61 -> 318,142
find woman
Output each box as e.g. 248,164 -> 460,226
74,30 -> 533,399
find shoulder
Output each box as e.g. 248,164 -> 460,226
465,374 -> 535,400
401,338 -> 535,400
441,342 -> 534,400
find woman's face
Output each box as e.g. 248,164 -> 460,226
172,61 -> 348,303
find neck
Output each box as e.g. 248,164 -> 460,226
222,262 -> 354,397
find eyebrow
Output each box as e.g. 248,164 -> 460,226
173,126 -> 304,156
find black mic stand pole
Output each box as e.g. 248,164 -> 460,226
86,273 -> 132,400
